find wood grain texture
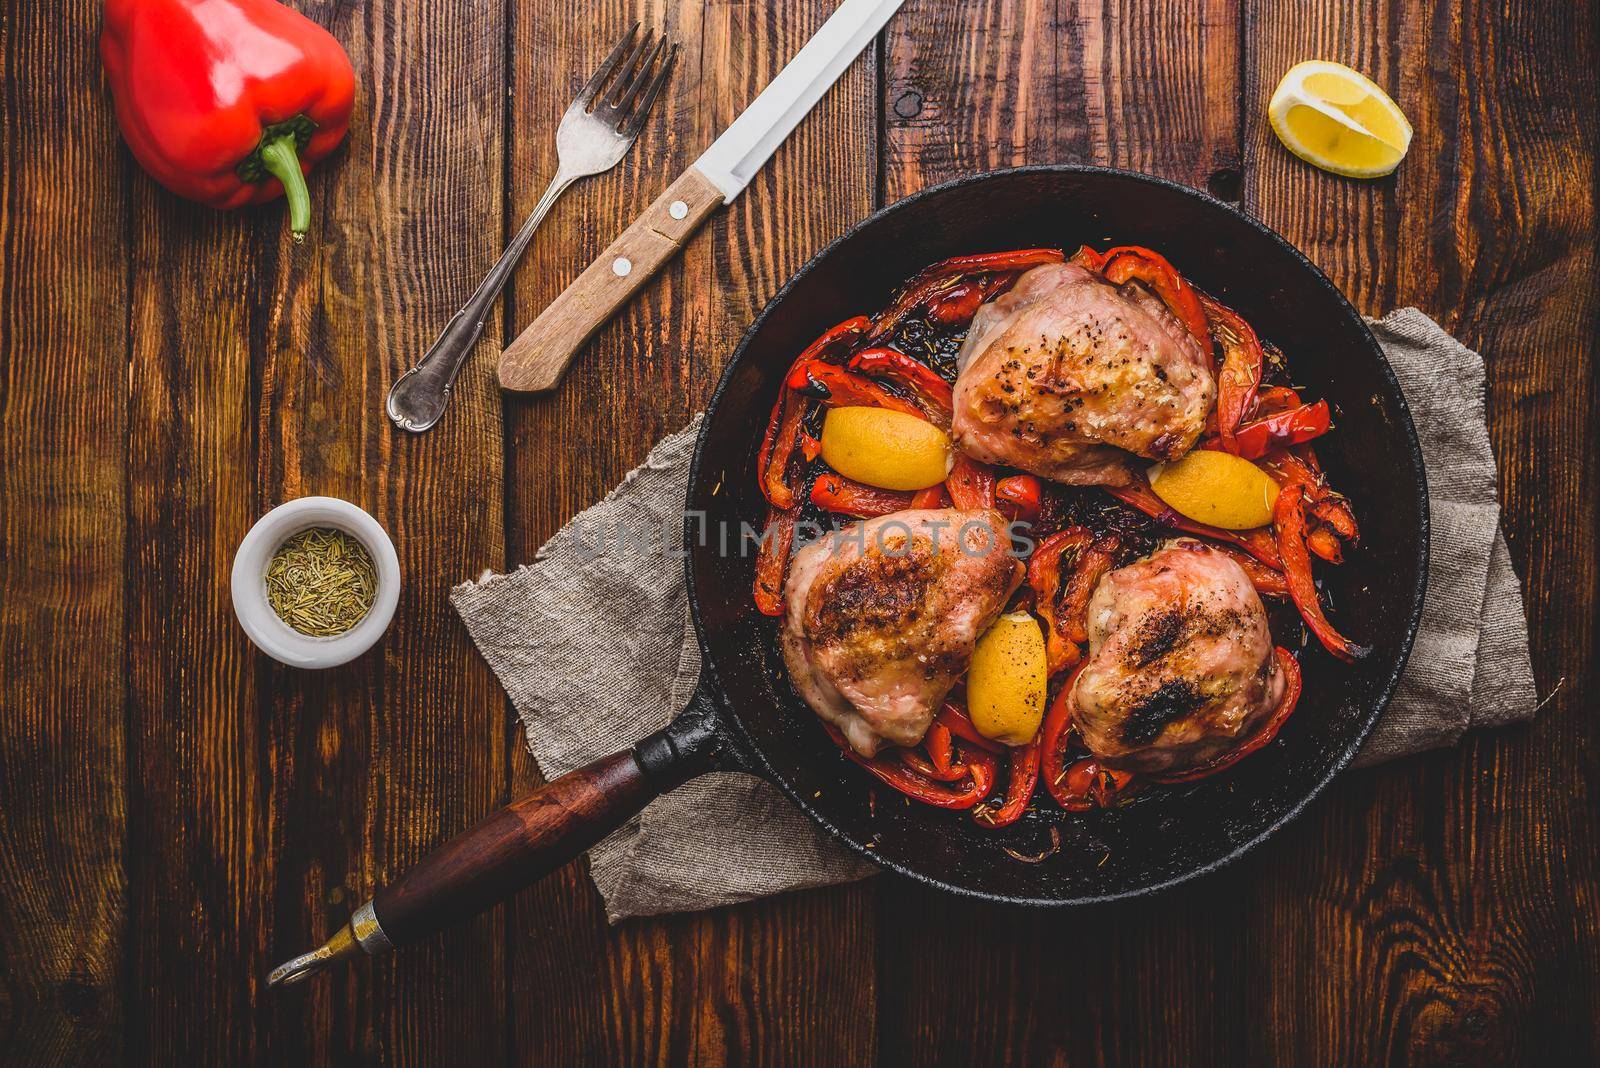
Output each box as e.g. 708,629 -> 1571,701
0,1 -> 128,1063
2,0 -> 1598,1063
500,1 -> 878,1064
262,0 -> 513,1063
1242,1 -> 1600,1063
499,166 -> 724,391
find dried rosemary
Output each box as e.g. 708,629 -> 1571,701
265,526 -> 377,637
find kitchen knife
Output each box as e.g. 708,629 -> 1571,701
497,0 -> 904,392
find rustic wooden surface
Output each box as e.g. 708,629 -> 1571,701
1,0 -> 1594,1063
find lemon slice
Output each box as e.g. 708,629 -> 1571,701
1268,60 -> 1412,178
1149,451 -> 1280,530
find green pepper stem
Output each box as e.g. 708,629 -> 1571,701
258,134 -> 312,237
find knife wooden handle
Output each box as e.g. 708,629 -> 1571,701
498,166 -> 724,393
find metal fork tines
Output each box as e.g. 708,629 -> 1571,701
386,24 -> 679,433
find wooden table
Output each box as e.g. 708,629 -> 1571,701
4,0 -> 1594,1063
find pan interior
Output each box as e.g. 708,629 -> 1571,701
687,167 -> 1425,904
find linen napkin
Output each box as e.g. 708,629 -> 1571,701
451,308 -> 1536,920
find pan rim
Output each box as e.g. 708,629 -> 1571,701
684,163 -> 1429,906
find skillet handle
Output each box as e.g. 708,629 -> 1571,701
266,709 -> 722,985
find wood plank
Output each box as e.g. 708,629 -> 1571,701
1242,0 -> 1600,1061
270,0 -> 513,1063
877,2 -> 1247,1065
120,0 -> 510,1063
0,0 -> 129,1062
500,0 -> 878,1062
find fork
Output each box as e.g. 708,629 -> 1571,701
386,24 -> 679,432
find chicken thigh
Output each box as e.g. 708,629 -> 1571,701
1071,539 -> 1285,774
781,508 -> 1024,757
951,262 -> 1214,485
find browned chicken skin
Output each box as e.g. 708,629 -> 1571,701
1071,539 -> 1285,774
781,508 -> 1024,757
951,262 -> 1215,485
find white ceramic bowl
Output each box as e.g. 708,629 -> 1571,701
230,496 -> 401,669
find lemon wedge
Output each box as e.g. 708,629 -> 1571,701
1149,451 -> 1280,530
1268,60 -> 1412,178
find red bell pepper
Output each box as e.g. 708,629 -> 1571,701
1274,484 -> 1368,662
824,724 -> 996,810
925,274 -> 1012,328
936,700 -> 1004,754
809,473 -> 915,519
1197,293 -> 1265,453
752,506 -> 796,617
1106,477 -> 1281,568
1232,399 -> 1331,459
1215,545 -> 1290,598
101,0 -> 356,238
758,317 -> 872,509
1069,244 -> 1108,271
974,739 -> 1040,828
910,485 -> 951,510
1038,665 -> 1134,810
946,453 -> 996,510
1152,647 -> 1302,783
1101,247 -> 1215,364
870,248 -> 1066,341
847,347 -> 955,424
1028,528 -> 1120,675
789,360 -> 927,420
995,475 -> 1043,524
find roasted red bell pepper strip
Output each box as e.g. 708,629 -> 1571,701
870,248 -> 1066,341
1275,484 -> 1368,662
1102,247 -> 1215,364
899,747 -> 971,783
1198,293 -> 1265,453
758,317 -> 873,508
1215,545 -> 1290,598
910,485 -> 951,510
1261,447 -> 1360,556
752,506 -> 796,617
1069,244 -> 1109,271
936,701 -> 1004,754
946,453 -> 997,510
1054,758 -> 1137,810
1152,647 -> 1302,783
825,724 -> 996,809
847,347 -> 955,424
789,360 -> 927,420
1106,477 -> 1281,568
1232,399 -> 1331,459
974,739 -> 1040,828
1039,669 -> 1079,807
995,475 -> 1043,524
1308,495 -> 1359,542
1039,664 -> 1137,810
101,0 -> 356,237
810,473 -> 915,519
1028,528 -> 1119,675
925,274 -> 1012,328
923,721 -> 956,777
757,391 -> 807,509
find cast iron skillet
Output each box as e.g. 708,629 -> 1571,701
278,167 -> 1428,975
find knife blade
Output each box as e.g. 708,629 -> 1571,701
498,0 -> 905,392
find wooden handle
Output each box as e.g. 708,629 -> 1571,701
497,166 -> 724,393
371,750 -> 654,945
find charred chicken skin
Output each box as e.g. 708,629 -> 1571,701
781,508 -> 1024,757
951,262 -> 1215,485
1071,539 -> 1286,774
